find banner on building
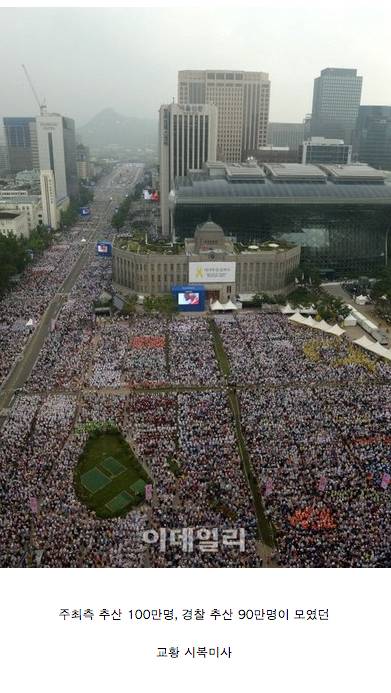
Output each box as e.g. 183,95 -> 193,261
189,261 -> 236,284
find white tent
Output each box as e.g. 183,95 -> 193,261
303,316 -> 317,327
328,324 -> 345,336
224,300 -> 238,311
354,335 -> 374,349
343,314 -> 357,327
288,312 -> 308,325
353,336 -> 391,361
280,303 -> 296,314
316,320 -> 333,333
210,300 -> 224,311
356,294 -> 369,305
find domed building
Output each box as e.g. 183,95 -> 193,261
112,220 -> 300,304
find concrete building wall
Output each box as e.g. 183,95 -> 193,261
0,200 -> 40,232
178,70 -> 270,162
267,122 -> 305,151
112,245 -> 300,297
0,211 -> 29,238
40,169 -> 59,229
310,68 -> 363,144
159,103 -> 218,238
36,114 -> 77,202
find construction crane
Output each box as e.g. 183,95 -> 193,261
21,64 -> 47,116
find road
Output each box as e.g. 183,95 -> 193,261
322,282 -> 390,331
0,163 -> 143,414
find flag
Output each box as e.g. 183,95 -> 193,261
29,497 -> 38,513
380,473 -> 390,490
145,484 -> 153,501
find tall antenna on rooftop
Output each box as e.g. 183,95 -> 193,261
22,64 -> 47,116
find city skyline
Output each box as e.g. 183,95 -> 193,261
1,4 -> 391,127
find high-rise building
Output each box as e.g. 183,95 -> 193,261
353,106 -> 391,170
267,122 -> 305,151
36,114 -> 78,203
1,117 -> 39,173
310,68 -> 363,144
76,143 -> 91,180
159,102 -> 217,237
300,137 -> 352,165
40,170 -> 59,230
0,121 -> 9,174
178,70 -> 270,162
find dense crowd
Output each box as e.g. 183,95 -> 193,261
0,240 -> 85,387
1,222 -> 390,568
218,312 -> 391,385
240,384 -> 391,567
126,391 -> 258,567
169,319 -> 221,386
0,390 -> 258,567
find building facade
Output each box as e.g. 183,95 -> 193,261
40,170 -> 59,229
76,143 -> 91,180
178,70 -> 270,162
253,147 -> 299,164
0,120 -> 9,174
310,68 -> 363,144
267,122 -> 305,151
0,196 -> 42,232
113,220 -> 299,301
159,102 -> 218,238
0,210 -> 29,238
170,162 -> 391,275
36,114 -> 78,203
300,138 -> 352,164
353,105 -> 391,171
1,117 -> 39,174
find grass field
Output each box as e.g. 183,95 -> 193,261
74,430 -> 151,518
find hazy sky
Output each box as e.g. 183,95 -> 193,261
1,2 -> 391,128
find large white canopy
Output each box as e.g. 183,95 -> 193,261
288,312 -> 308,324
288,313 -> 345,336
353,335 -> 391,361
210,300 -> 224,311
280,303 -> 296,314
328,324 -> 345,336
343,314 -> 357,327
224,300 -> 238,310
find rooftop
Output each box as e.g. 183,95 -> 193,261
318,164 -> 385,181
264,163 -> 327,181
225,163 -> 265,181
172,162 -> 391,205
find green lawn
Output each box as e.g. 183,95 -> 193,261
74,430 -> 151,518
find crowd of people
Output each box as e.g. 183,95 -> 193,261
126,391 -> 258,567
1,216 -> 390,568
168,319 -> 221,386
0,239 -> 85,388
0,389 -> 258,567
218,312 -> 391,385
239,383 -> 391,567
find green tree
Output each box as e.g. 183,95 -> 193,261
122,295 -> 137,314
251,293 -> 264,308
143,296 -> 157,313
